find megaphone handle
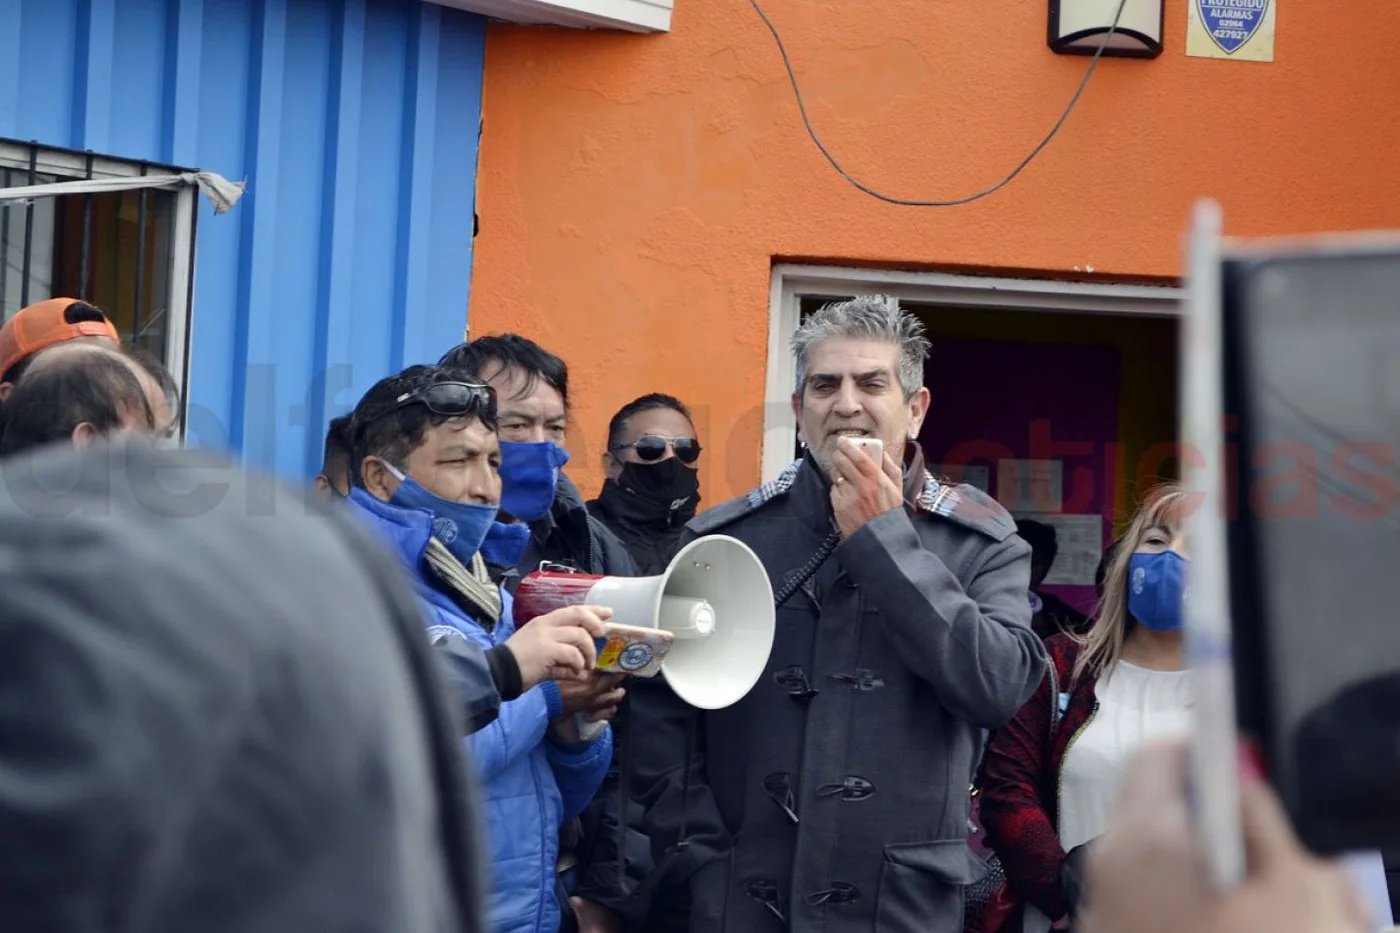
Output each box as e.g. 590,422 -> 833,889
575,714 -> 608,743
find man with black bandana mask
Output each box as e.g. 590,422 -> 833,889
589,393 -> 702,576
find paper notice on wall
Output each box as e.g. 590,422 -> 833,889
1187,0 -> 1276,62
929,463 -> 990,493
1015,513 -> 1104,587
996,459 -> 1063,514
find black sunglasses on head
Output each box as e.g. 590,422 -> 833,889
362,381 -> 497,425
613,434 -> 701,464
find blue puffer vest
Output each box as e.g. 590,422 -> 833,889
348,489 -> 613,933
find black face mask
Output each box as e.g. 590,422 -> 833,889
607,458 -> 701,520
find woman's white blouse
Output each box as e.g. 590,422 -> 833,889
1058,660 -> 1193,851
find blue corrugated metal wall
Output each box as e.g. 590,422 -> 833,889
0,0 -> 486,477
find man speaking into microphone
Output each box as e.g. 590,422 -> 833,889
629,295 -> 1047,933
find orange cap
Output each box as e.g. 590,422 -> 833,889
0,298 -> 121,379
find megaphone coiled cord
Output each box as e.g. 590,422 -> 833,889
773,532 -> 842,609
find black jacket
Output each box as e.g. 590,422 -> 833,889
629,453 -> 1046,933
0,439 -> 486,933
1030,590 -> 1092,641
587,481 -> 697,577
504,472 -> 651,926
509,473 -> 638,586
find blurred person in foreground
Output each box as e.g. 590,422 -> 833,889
346,364 -> 614,933
630,295 -> 1046,933
0,342 -> 157,457
1081,740 -> 1370,933
441,334 -> 640,933
0,437 -> 489,933
589,393 -> 703,576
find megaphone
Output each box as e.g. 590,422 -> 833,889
514,534 -> 775,715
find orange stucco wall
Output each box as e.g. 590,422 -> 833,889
469,1 -> 1400,505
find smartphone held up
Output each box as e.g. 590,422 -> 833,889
847,437 -> 884,465
1183,201 -> 1400,896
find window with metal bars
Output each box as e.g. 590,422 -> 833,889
0,138 -> 197,405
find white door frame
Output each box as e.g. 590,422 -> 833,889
763,263 -> 1185,481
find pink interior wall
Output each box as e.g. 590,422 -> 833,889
918,337 -> 1122,616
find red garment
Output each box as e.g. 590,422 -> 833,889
979,635 -> 1100,922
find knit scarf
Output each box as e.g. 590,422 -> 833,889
425,537 -> 503,632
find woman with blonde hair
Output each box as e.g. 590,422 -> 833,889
978,484 -> 1193,932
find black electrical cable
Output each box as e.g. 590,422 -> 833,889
773,531 -> 841,608
746,0 -> 1132,207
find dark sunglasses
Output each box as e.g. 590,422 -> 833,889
362,381 -> 497,425
613,434 -> 702,464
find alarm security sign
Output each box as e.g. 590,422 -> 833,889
1187,0 -> 1277,62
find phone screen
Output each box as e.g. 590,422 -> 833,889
1227,243 -> 1400,853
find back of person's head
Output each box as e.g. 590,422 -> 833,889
125,347 -> 181,440
0,298 -> 121,390
349,365 -> 498,488
316,415 -> 354,497
439,333 -> 570,410
0,343 -> 154,457
1016,518 -> 1058,583
0,438 -> 486,933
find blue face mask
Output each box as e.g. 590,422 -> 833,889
481,521 -> 532,568
384,463 -> 498,566
498,441 -> 570,522
1127,551 -> 1188,632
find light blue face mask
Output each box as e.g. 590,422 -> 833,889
498,441 -> 571,522
383,462 -> 498,566
1127,550 -> 1188,632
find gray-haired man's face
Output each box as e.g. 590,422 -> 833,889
792,336 -> 929,474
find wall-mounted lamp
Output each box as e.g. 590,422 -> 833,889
1049,0 -> 1164,59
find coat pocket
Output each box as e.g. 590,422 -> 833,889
875,839 -> 986,933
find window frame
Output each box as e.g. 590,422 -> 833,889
0,138 -> 199,436
764,262 -> 1185,482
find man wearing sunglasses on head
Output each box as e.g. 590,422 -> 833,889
344,365 -> 617,933
589,394 -> 703,577
441,336 -> 642,933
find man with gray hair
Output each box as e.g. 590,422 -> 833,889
628,294 -> 1047,933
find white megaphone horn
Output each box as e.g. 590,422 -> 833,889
514,535 -> 775,737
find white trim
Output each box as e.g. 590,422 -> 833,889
165,185 -> 198,438
424,0 -> 671,32
762,269 -> 802,483
0,142 -> 156,181
762,263 -> 1184,482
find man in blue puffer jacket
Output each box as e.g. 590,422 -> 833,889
344,365 -> 616,933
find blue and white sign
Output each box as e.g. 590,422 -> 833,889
1188,0 -> 1276,61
